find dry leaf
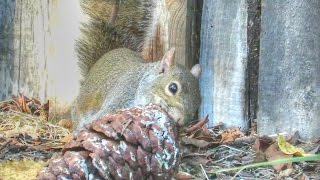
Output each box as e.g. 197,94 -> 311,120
219,127 -> 245,143
277,135 -> 306,156
252,136 -> 273,152
194,126 -> 216,142
265,143 -> 292,172
61,134 -> 74,143
32,141 -> 42,145
181,137 -> 210,148
181,116 -> 218,145
185,115 -> 208,133
1,95 -> 49,118
253,150 -> 266,162
175,171 -> 194,180
41,100 -> 49,112
58,119 -> 74,130
13,94 -> 30,112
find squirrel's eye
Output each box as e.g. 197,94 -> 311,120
168,83 -> 178,95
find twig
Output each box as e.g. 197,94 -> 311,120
185,115 -> 209,133
231,167 -> 245,180
214,154 -> 235,163
220,144 -> 255,156
182,152 -> 216,158
0,99 -> 13,104
220,144 -> 245,153
200,164 -> 209,180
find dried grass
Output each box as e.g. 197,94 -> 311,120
0,110 -> 70,148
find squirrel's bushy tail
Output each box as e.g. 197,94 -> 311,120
76,0 -> 153,76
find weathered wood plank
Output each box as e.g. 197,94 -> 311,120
142,0 -> 200,69
199,0 -> 249,130
258,0 -> 320,139
0,0 -> 83,119
0,0 -> 16,100
12,0 -> 49,101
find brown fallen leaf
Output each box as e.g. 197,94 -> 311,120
44,145 -> 65,150
41,100 -> 49,112
252,136 -> 273,152
253,150 -> 267,162
219,127 -> 245,143
181,137 -> 210,148
1,95 -> 50,118
194,125 -> 217,142
62,135 -> 81,151
61,134 -> 74,143
265,142 -> 293,172
0,103 -> 19,111
13,94 -> 30,113
182,116 -> 220,146
32,141 -> 42,146
58,119 -> 74,130
0,101 -> 7,109
184,115 -> 209,133
31,98 -> 41,105
32,100 -> 49,120
175,171 -> 194,180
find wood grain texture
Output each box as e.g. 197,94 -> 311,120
0,0 -> 16,100
0,0 -> 82,119
142,0 -> 199,69
199,0 -> 249,130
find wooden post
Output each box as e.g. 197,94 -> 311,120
199,0 -> 249,130
0,0 -> 83,119
258,0 -> 320,139
142,0 -> 200,69
0,0 -> 16,100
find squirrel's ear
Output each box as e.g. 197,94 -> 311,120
160,47 -> 176,73
190,64 -> 201,78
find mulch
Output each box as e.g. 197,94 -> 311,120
0,95 -> 319,180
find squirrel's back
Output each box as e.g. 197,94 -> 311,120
73,49 -> 151,129
77,48 -> 148,111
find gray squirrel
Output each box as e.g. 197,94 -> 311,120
72,0 -> 201,131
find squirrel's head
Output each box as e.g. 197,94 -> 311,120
135,48 -> 201,126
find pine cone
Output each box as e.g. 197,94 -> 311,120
37,105 -> 180,180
